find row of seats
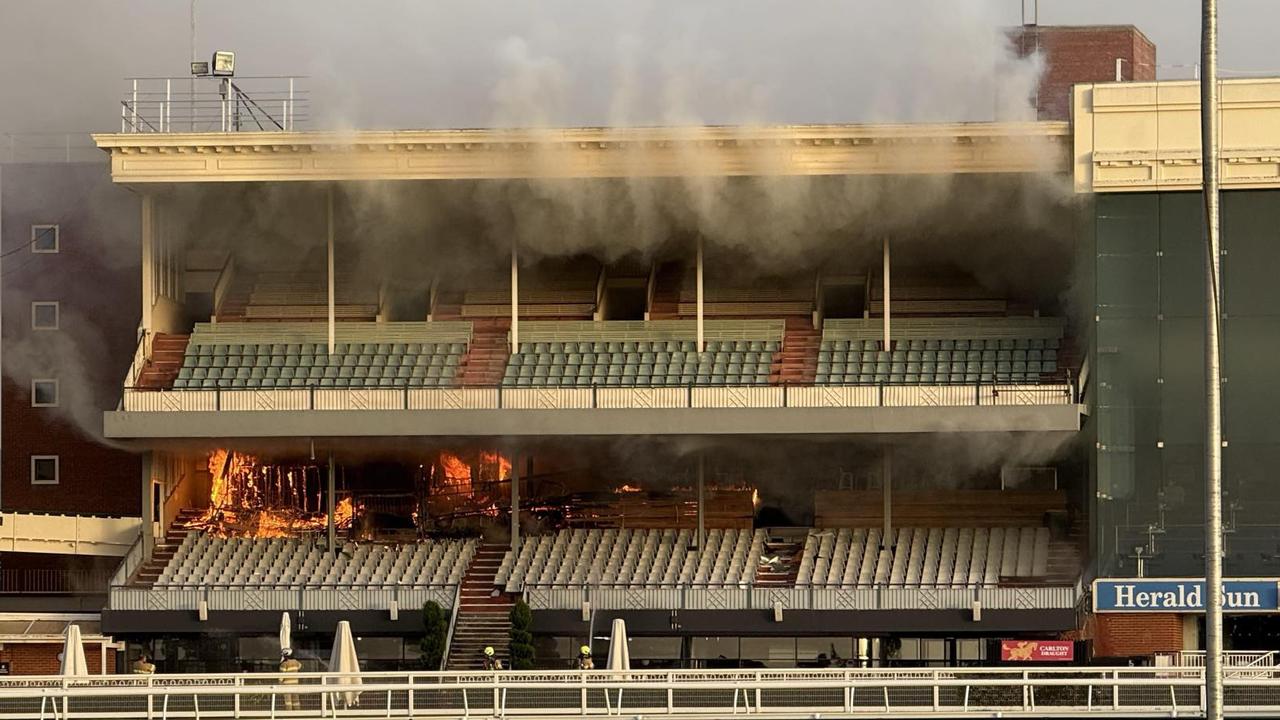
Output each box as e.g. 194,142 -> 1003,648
188,342 -> 466,357
516,340 -> 780,354
818,349 -> 1058,364
157,533 -> 476,587
174,365 -> 459,389
823,338 -> 1060,352
497,528 -> 764,590
796,527 -> 1050,587
503,342 -> 778,387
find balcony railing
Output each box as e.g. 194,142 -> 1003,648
521,581 -> 1080,612
120,380 -> 1077,413
119,76 -> 308,133
108,582 -> 456,612
0,569 -> 113,595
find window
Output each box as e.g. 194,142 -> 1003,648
31,302 -> 59,330
31,225 -> 59,253
31,379 -> 58,407
31,456 -> 59,485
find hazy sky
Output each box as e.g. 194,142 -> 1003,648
1,0 -> 1276,133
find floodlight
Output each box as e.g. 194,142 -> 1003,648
211,51 -> 235,77
190,61 -> 210,76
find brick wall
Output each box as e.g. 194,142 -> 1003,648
0,642 -> 115,675
1009,25 -> 1157,121
0,162 -> 141,517
1093,613 -> 1184,658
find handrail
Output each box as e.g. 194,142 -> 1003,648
121,326 -> 151,399
440,584 -> 463,671
210,254 -> 236,319
108,532 -> 146,587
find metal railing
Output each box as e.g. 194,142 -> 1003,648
108,582 -> 456,612
0,133 -> 101,164
0,666 -> 1274,719
0,569 -> 114,595
120,379 -> 1077,413
521,582 -> 1079,612
120,77 -> 308,133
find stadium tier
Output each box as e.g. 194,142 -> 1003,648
156,534 -> 475,588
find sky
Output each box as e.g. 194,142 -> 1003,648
0,0 -> 1276,133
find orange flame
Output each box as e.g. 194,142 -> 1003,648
191,449 -> 354,538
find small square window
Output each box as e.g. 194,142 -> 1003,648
31,302 -> 59,330
31,456 -> 59,485
32,379 -> 59,407
31,225 -> 59,253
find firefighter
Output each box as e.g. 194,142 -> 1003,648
279,649 -> 302,710
482,646 -> 502,671
577,646 -> 594,670
131,652 -> 156,675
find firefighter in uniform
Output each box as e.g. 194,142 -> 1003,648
132,653 -> 156,675
577,646 -> 594,670
279,649 -> 302,710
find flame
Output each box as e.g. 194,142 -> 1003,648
615,484 -> 643,494
480,451 -> 512,480
190,449 -> 355,538
440,453 -> 472,485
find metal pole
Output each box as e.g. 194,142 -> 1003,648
327,186 -> 335,355
696,236 -> 705,352
510,451 -> 520,554
327,452 -> 337,556
882,238 -> 891,350
696,455 -> 706,554
1200,0 -> 1224,717
511,240 -> 520,350
190,0 -> 197,131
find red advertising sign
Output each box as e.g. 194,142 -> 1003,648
1000,640 -> 1074,662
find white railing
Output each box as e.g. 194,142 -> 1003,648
522,583 -> 1079,612
0,666 -> 1268,719
0,513 -> 141,557
108,583 -> 456,613
120,76 -> 307,133
121,383 -> 1077,413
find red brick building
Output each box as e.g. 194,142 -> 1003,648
1010,25 -> 1157,121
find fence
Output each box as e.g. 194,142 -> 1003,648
522,583 -> 1079,612
0,569 -> 113,595
120,77 -> 307,133
121,382 -> 1076,413
0,666 -> 1275,719
108,583 -> 455,612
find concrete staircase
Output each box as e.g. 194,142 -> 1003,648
213,271 -> 255,322
134,333 -> 190,389
455,319 -> 511,387
756,529 -> 806,586
774,317 -> 820,384
130,509 -> 201,587
445,544 -> 516,670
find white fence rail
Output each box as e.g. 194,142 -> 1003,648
108,584 -> 455,612
522,584 -> 1079,611
0,667 -> 1276,719
122,383 -> 1076,413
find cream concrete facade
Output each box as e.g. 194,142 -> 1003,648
0,513 -> 140,556
92,122 -> 1070,183
1074,77 -> 1280,193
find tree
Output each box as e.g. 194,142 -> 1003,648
509,600 -> 535,670
420,600 -> 447,670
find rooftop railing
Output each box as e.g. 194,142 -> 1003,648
120,76 -> 308,133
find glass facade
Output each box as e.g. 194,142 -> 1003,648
1094,189 -> 1280,577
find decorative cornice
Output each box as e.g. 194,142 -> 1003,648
92,122 -> 1070,183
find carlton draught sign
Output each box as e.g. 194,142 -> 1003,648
1093,578 -> 1280,614
1000,640 -> 1074,662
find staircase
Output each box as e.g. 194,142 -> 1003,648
646,263 -> 682,320
774,317 -> 820,384
1046,519 -> 1086,586
755,529 -> 806,586
213,271 -> 255,322
134,333 -> 190,390
131,509 -> 202,587
455,319 -> 511,387
445,544 -> 516,670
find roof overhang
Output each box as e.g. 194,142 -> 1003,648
92,122 -> 1071,184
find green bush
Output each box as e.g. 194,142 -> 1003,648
509,600 -> 535,670
420,600 -> 447,670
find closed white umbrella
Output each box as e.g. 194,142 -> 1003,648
607,618 -> 630,671
279,613 -> 292,655
60,624 -> 89,677
327,621 -> 362,707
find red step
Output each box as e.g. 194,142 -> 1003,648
135,333 -> 191,390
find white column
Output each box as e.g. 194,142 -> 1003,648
696,236 -> 705,351
140,195 -> 155,332
882,447 -> 893,550
327,187 -> 336,355
882,238 -> 891,350
510,452 -> 520,554
696,455 -> 706,554
327,452 -> 336,556
511,241 -> 520,350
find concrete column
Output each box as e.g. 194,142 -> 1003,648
510,451 -> 520,554
327,187 -> 336,355
696,236 -> 705,352
327,452 -> 336,556
140,195 -> 155,332
882,446 -> 893,550
140,452 -> 155,558
696,455 -> 706,554
511,240 -> 520,350
882,238 -> 891,350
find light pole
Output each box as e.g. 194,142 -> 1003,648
1199,0 -> 1224,718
